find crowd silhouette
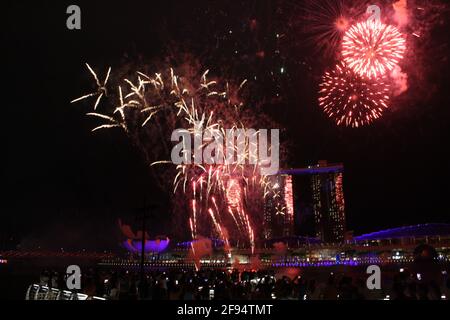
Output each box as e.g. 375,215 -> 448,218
38,267 -> 450,300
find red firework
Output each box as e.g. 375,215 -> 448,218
296,0 -> 370,57
342,20 -> 406,79
318,62 -> 391,128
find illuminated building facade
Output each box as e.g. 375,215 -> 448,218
279,161 -> 346,243
263,174 -> 294,239
311,165 -> 345,242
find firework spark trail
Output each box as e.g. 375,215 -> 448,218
318,62 -> 391,128
211,196 -> 220,215
208,208 -> 230,252
241,208 -> 255,254
224,178 -> 255,253
189,218 -> 195,241
191,199 -> 197,238
86,112 -> 126,132
342,20 -> 406,79
227,207 -> 242,233
225,179 -> 245,228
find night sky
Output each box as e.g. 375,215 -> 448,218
2,0 -> 450,250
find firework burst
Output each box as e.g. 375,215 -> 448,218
71,61 -> 279,254
318,62 -> 391,128
342,20 -> 406,79
71,63 -> 111,110
295,0 -> 370,57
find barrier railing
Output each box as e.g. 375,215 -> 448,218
25,284 -> 106,300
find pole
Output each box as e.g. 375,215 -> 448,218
136,203 -> 156,299
137,204 -> 156,299
139,209 -> 148,300
140,212 -> 146,291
